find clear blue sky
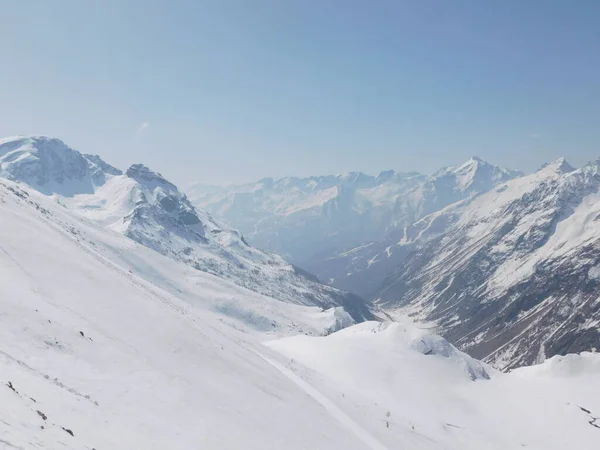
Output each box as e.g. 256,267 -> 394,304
1,0 -> 599,185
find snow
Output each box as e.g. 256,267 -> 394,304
187,157 -> 521,289
588,265 -> 600,280
487,168 -> 600,294
0,136 -> 118,197
372,157 -> 600,368
0,179 -> 371,449
266,321 -> 600,449
0,136 -> 366,316
258,354 -> 389,450
278,186 -> 340,215
517,352 -> 600,378
61,174 -> 140,231
395,158 -> 589,298
366,255 -> 379,267
1,176 -> 599,448
1,136 -> 599,448
187,170 -> 427,264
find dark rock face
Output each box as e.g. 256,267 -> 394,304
126,163 -> 203,229
158,194 -> 201,225
126,164 -> 171,186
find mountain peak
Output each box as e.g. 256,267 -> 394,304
539,157 -> 574,174
460,156 -> 492,170
258,177 -> 274,186
0,135 -> 69,156
376,169 -> 397,182
0,135 -> 117,196
126,163 -> 177,189
126,163 -> 162,180
433,156 -> 487,178
427,156 -> 521,196
0,135 -> 63,147
338,171 -> 373,184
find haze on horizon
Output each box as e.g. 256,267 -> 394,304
1,0 -> 599,185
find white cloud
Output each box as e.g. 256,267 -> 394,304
530,132 -> 541,139
136,122 -> 150,136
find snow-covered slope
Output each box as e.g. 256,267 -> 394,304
1,160 -> 599,449
266,320 -> 600,450
0,178 -> 383,449
375,158 -> 600,368
0,136 -> 371,322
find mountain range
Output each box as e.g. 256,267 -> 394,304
1,135 -> 599,449
190,155 -> 600,369
375,157 -> 600,369
189,157 -> 521,289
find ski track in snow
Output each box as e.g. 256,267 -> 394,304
257,353 -> 389,450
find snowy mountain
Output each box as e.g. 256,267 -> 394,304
1,137 -> 599,448
188,170 -> 427,265
0,177 -> 384,449
374,158 -> 600,369
0,136 -> 122,195
190,157 -> 520,294
189,154 -> 600,371
309,157 -> 523,295
267,321 -> 600,450
0,136 -> 371,322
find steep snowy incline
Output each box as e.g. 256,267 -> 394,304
266,321 -> 600,450
0,178 -> 377,450
0,136 -> 372,322
375,159 -> 600,368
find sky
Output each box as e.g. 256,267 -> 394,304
1,0 -> 599,186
